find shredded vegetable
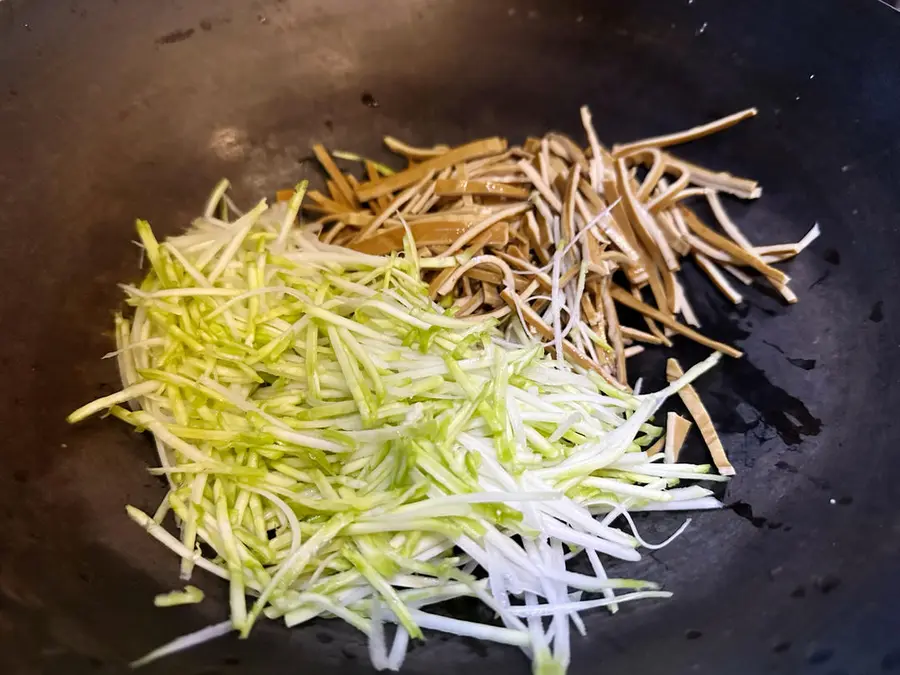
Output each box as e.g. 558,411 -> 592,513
154,585 -> 205,607
68,182 -> 735,674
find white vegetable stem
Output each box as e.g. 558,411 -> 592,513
70,183 -> 728,674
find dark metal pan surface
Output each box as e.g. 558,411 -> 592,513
1,1 -> 898,673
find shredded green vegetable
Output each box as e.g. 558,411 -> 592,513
69,182 -> 728,674
331,150 -> 396,176
155,585 -> 205,607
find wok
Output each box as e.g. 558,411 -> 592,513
1,0 -> 898,673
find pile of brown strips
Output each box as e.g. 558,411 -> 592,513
292,107 -> 818,389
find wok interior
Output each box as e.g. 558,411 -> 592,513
0,1 -> 898,674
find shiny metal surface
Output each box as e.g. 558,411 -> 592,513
1,1 -> 899,674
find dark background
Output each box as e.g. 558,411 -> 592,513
1,1 -> 899,674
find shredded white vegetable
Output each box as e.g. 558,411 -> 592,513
68,183 -> 730,674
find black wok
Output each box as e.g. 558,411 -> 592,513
1,0 -> 899,673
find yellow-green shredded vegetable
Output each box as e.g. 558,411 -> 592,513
69,182 -> 727,674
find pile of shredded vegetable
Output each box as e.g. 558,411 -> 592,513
302,107 -> 818,387
68,185 -> 735,674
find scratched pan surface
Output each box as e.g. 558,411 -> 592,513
1,0 -> 899,673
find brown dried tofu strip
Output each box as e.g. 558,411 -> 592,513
453,163 -> 475,208
598,279 -> 626,383
509,222 -> 529,244
332,212 -> 384,227
612,108 -> 758,157
474,174 -> 531,185
364,161 -> 391,214
312,144 -> 359,208
333,230 -> 357,248
547,132 -> 591,173
310,214 -> 344,230
583,237 -> 609,277
547,155 -> 569,184
405,173 -> 443,216
622,164 -> 681,275
533,213 -> 553,258
622,148 -> 666,202
668,187 -> 709,204
610,285 -> 743,358
326,179 -> 350,208
406,210 -> 483,223
694,252 -> 744,304
573,192 -> 605,240
348,220 -> 509,256
596,250 -> 633,267
345,176 -> 369,215
666,413 -> 692,462
464,150 -> 517,172
438,202 -> 531,258
428,266 -> 460,299
620,325 -> 665,345
433,180 -> 531,199
666,358 -> 735,475
510,219 -> 528,242
631,286 -> 672,347
581,105 -> 613,182
517,279 -> 541,302
455,289 -> 485,317
306,190 -> 351,215
476,305 -> 514,321
427,229 -> 511,297
525,218 -> 550,265
646,162 -> 691,213
659,263 -> 678,314
519,159 -> 563,212
464,267 -> 505,286
321,221 -> 348,245
461,276 -> 473,298
648,413 -> 692,459
560,165 -> 580,242
383,136 -> 450,161
589,292 -> 608,336
646,436 -> 665,457
580,293 -> 599,325
437,255 -> 514,297
482,283 -> 501,306
722,263 -> 754,286
506,243 -> 528,261
683,231 -> 738,264
615,161 -> 673,313
523,137 -> 542,154
655,206 -> 690,255
592,178 -> 645,267
356,137 -> 508,201
704,189 -> 757,250
354,170 -> 437,241
702,190 -> 798,304
500,289 -> 623,388
665,153 -> 761,199
468,154 -> 531,178
492,250 -> 553,292
679,206 -> 789,286
558,265 -> 580,289
755,243 -> 801,258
